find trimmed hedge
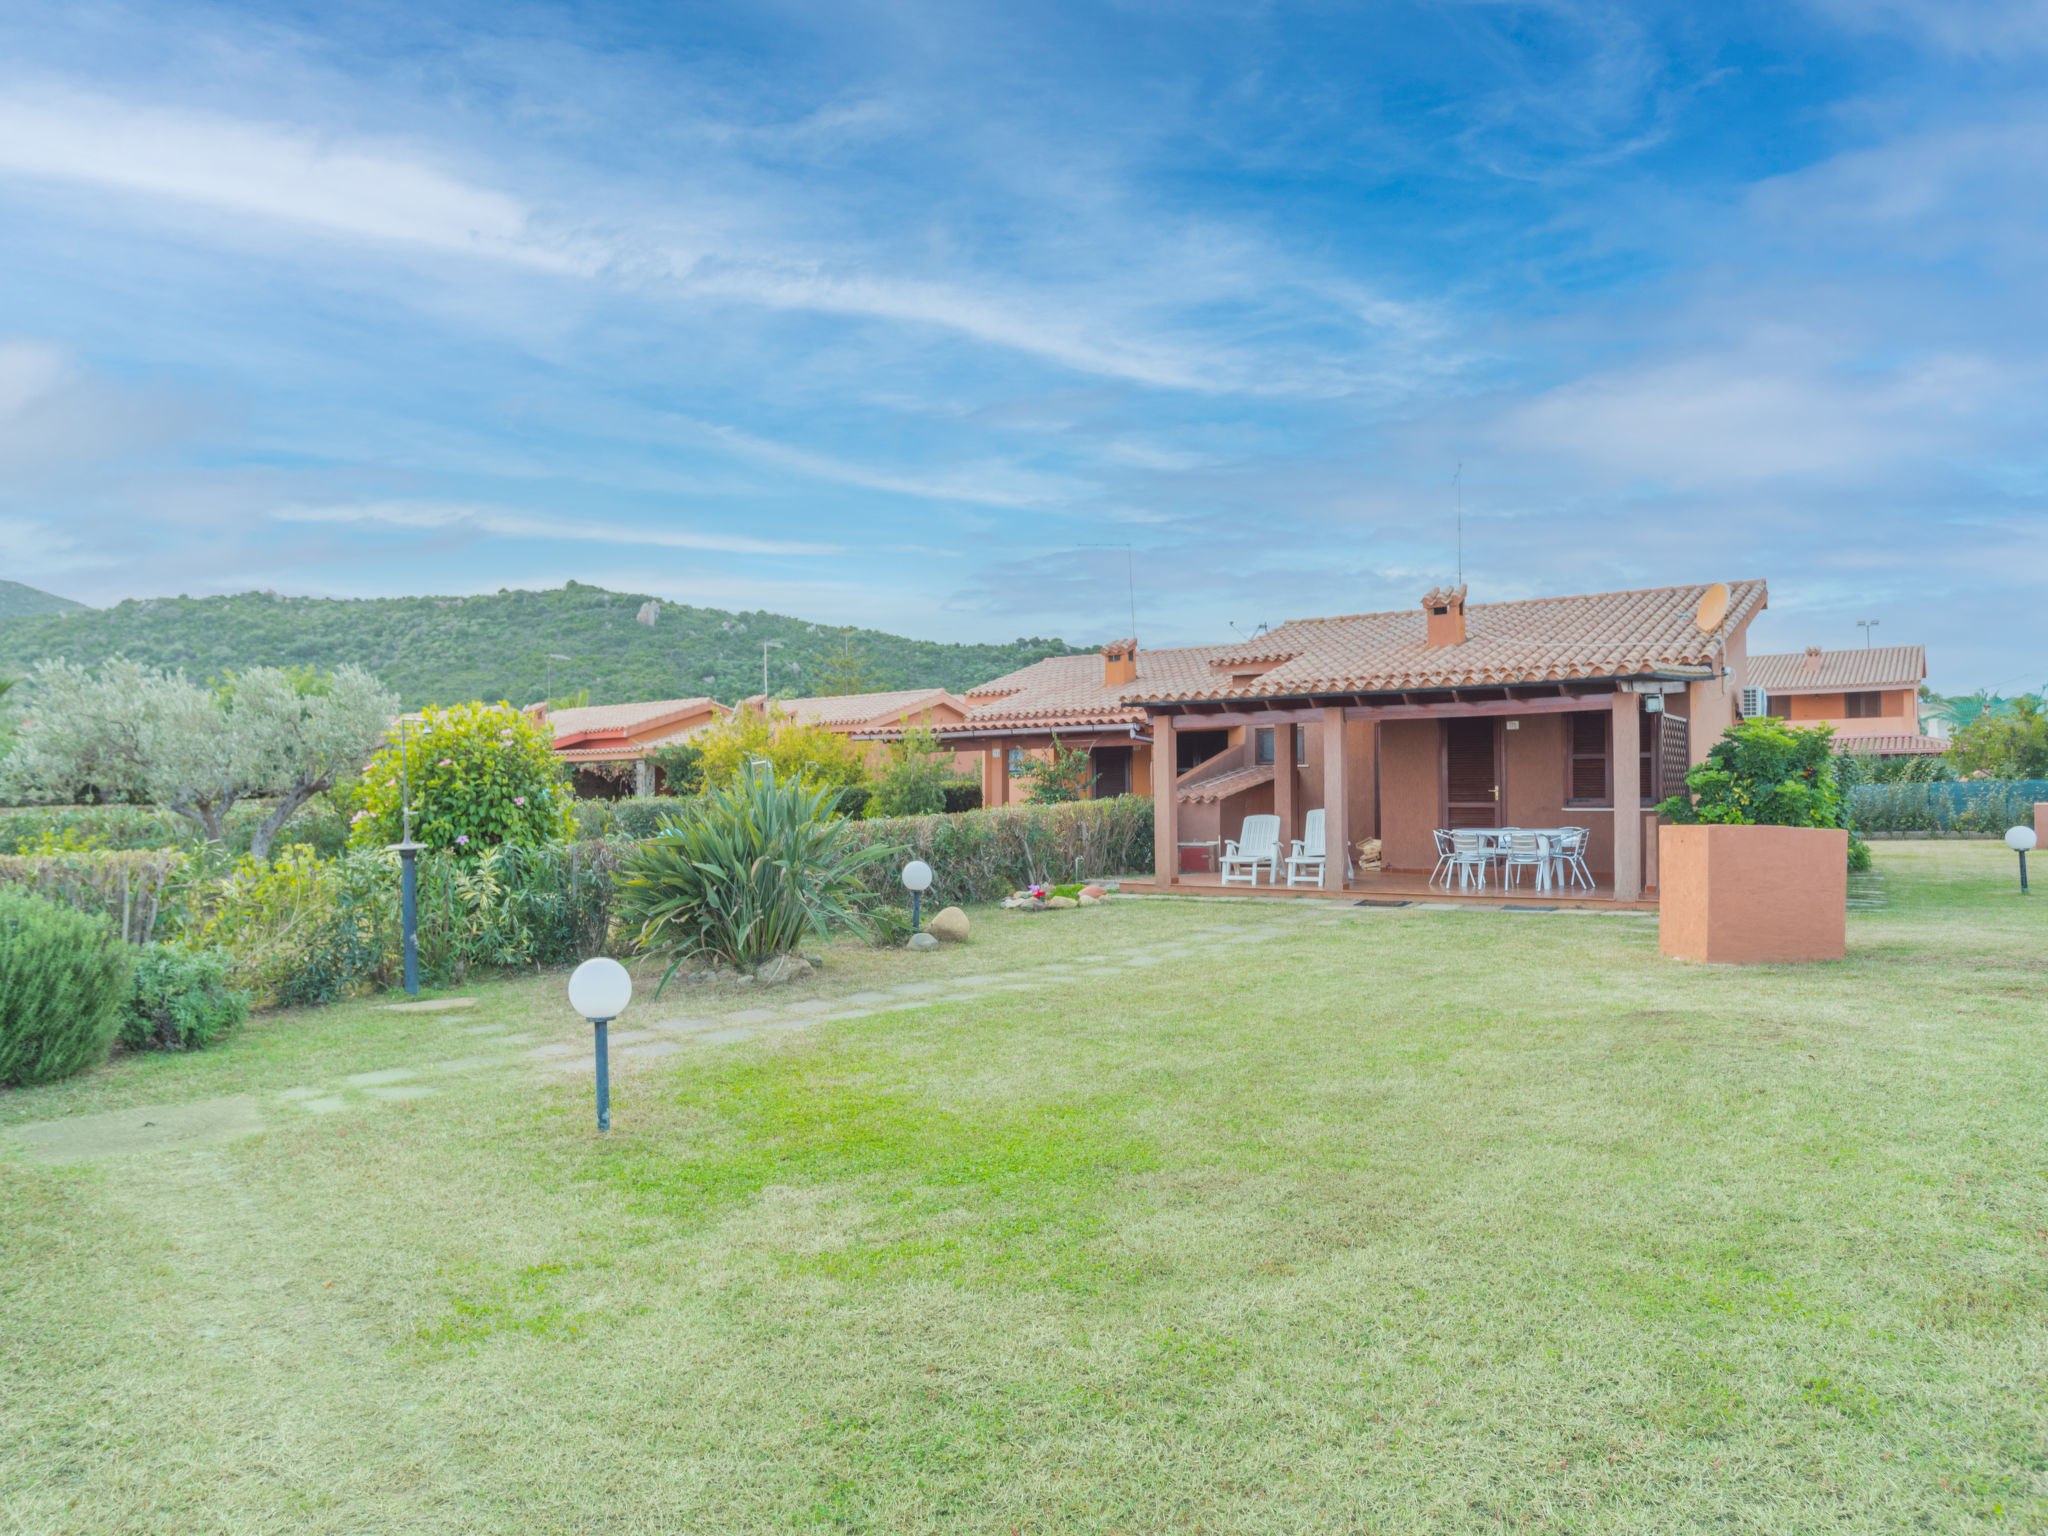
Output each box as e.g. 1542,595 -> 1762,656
0,887 -> 134,1085
0,849 -> 187,943
0,800 -> 349,858
1849,781 -> 2048,834
845,796 -> 1153,908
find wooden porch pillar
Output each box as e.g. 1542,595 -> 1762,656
1152,713 -> 1178,885
1274,723 -> 1297,846
1321,706 -> 1349,890
1612,692 -> 1642,901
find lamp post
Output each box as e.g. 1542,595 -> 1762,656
545,653 -> 571,705
902,859 -> 933,930
762,639 -> 784,695
387,716 -> 423,996
568,958 -> 633,1131
2009,825 -> 2037,894
1857,619 -> 1879,649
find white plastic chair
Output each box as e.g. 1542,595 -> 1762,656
1449,829 -> 1490,890
1502,830 -> 1546,891
1560,826 -> 1594,890
1285,808 -> 1353,887
1429,828 -> 1454,887
1220,814 -> 1281,886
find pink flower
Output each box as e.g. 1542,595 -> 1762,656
439,759 -> 453,767
350,811 -> 369,824
513,796 -> 526,806
455,834 -> 469,846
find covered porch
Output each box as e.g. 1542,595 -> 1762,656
1143,685 -> 1691,908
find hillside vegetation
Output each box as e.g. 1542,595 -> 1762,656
0,583 -> 1085,709
0,581 -> 86,619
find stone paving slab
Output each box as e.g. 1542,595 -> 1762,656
605,1029 -> 660,1044
845,991 -> 895,1005
345,1068 -> 418,1088
459,1024 -> 509,1036
648,1017 -> 718,1033
697,1027 -> 754,1044
783,1000 -> 835,1016
624,1040 -> 682,1059
890,982 -> 943,996
299,1096 -> 349,1114
384,998 -> 478,1013
363,1084 -> 437,1101
435,1055 -> 509,1073
526,1043 -> 579,1060
8,1096 -> 264,1163
725,1008 -> 785,1025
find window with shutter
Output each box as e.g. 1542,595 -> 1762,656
1254,728 -> 1274,765
1768,695 -> 1792,719
1567,712 -> 1609,805
1844,691 -> 1882,718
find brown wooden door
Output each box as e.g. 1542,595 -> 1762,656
1443,719 -> 1501,828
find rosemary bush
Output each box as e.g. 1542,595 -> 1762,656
0,887 -> 134,1086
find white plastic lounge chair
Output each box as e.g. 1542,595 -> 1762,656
1285,808 -> 1353,887
1220,814 -> 1281,886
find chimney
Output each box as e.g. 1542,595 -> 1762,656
1101,638 -> 1138,688
1803,644 -> 1823,672
1422,585 -> 1467,649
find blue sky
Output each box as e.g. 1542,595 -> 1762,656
0,0 -> 2041,691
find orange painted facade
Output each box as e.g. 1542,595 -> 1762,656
1657,824 -> 1847,963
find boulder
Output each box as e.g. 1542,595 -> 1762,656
755,954 -> 815,987
1078,892 -> 1100,906
929,906 -> 970,943
1047,895 -> 1079,910
907,932 -> 940,951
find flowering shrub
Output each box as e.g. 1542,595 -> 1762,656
347,702 -> 573,856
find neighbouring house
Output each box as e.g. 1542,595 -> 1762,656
533,697 -> 730,798
1742,646 -> 1944,756
868,639 -> 1245,810
740,688 -> 980,772
1129,580 -> 1769,904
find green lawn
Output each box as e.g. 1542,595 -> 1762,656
5,842 -> 2046,1532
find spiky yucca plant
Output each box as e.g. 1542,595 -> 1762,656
616,763 -> 893,988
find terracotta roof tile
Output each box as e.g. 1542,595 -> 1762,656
1178,763 -> 1275,803
951,644 -> 1240,731
543,698 -> 722,738
1831,732 -> 1947,755
1746,646 -> 1925,693
1132,581 -> 1767,701
753,689 -> 966,728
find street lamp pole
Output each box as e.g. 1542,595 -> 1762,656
545,653 -> 571,706
1857,619 -> 1879,649
762,639 -> 783,695
389,717 -> 423,996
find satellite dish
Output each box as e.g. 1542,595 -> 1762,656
1694,582 -> 1730,634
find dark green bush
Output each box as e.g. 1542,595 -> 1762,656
941,779 -> 983,814
119,944 -> 250,1051
0,887 -> 134,1086
1659,718 -> 1847,829
1848,781 -> 2048,833
846,797 -> 1153,907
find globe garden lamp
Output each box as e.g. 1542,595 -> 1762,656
2008,825 -> 2038,894
901,859 -> 934,931
568,958 -> 634,1131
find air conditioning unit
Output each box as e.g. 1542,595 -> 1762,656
1739,685 -> 1768,719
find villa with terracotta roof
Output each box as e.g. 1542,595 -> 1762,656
535,696 -> 729,797
742,688 -> 979,772
1744,645 -> 1943,756
1113,579 -> 1769,905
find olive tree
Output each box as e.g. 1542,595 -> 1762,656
1,657 -> 396,859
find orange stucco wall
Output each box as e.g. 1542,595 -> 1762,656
1377,719 -> 1439,871
1658,824 -> 1847,963
1779,688 -> 1915,735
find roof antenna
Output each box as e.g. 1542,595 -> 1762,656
1455,458 -> 1463,589
1081,542 -> 1138,645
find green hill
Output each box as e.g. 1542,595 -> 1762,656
0,583 -> 1087,710
0,580 -> 87,618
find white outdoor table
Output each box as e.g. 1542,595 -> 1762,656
1440,827 -> 1571,892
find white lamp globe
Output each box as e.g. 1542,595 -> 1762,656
2008,826 -> 2039,853
901,860 -> 933,893
568,957 -> 633,1020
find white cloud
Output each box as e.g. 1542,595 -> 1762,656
0,85 -> 590,271
270,501 -> 840,556
676,416 -> 1091,509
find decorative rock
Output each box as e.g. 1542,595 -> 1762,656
929,906 -> 970,943
907,932 -> 939,951
1078,892 -> 1100,906
1047,896 -> 1079,910
755,954 -> 815,987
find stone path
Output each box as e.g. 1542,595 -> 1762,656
153,911 -> 1337,1126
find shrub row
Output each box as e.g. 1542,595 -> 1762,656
0,849 -> 187,943
844,796 -> 1154,908
0,800 -> 351,858
570,778 -> 985,842
0,887 -> 134,1087
1848,781 -> 2048,834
